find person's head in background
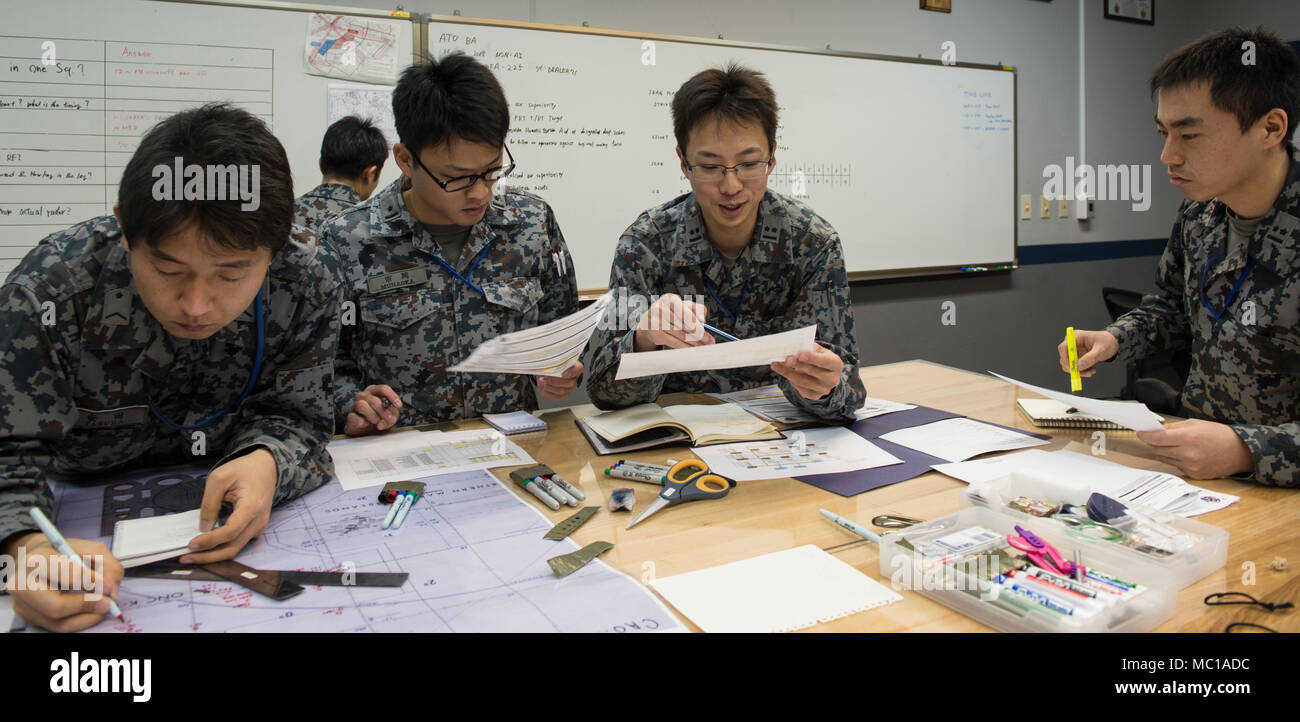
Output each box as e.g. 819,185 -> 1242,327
391,53 -> 513,226
319,115 -> 389,200
114,102 -> 293,341
1151,26 -> 1300,218
672,64 -> 778,252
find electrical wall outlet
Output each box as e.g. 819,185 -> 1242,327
1020,194 -> 1032,220
1058,196 -> 1069,218
1040,195 -> 1051,219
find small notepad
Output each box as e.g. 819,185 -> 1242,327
649,545 -> 902,632
111,509 -> 206,568
482,410 -> 548,435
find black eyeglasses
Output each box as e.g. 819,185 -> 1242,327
411,145 -> 515,192
683,157 -> 773,182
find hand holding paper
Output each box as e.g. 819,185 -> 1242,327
617,325 -> 817,380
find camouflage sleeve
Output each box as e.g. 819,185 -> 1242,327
585,226 -> 669,409
313,227 -> 362,427
332,286 -> 364,427
1105,212 -> 1192,363
534,204 -> 582,394
0,283 -> 74,544
776,227 -> 866,423
1231,422 -> 1300,487
214,257 -> 345,507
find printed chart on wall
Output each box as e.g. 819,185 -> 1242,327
29,465 -> 682,633
427,19 -> 1015,288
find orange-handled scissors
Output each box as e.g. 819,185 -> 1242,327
625,459 -> 735,530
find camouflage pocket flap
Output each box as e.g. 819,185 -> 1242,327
359,289 -> 440,330
481,277 -> 543,314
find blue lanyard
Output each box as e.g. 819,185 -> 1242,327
705,276 -> 749,324
149,289 -> 265,431
429,239 -> 494,295
1200,255 -> 1256,322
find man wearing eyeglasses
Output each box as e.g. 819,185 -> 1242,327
586,64 -> 865,422
321,53 -> 581,435
1059,29 -> 1298,486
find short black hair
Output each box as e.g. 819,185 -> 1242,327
118,102 -> 293,254
319,115 -> 388,179
392,53 -> 509,154
1150,26 -> 1300,143
672,63 -> 779,153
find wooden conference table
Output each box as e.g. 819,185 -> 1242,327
472,360 -> 1297,632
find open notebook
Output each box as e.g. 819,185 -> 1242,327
576,402 -> 782,454
649,544 -> 903,632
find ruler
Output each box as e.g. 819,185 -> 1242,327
127,561 -> 409,598
544,506 -> 599,540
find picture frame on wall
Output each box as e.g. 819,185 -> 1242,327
1104,0 -> 1154,25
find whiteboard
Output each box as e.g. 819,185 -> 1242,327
427,17 -> 1017,292
0,0 -> 414,276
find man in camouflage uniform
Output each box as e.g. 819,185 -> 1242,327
323,54 -> 580,435
0,104 -> 344,631
292,115 -> 388,231
586,65 -> 865,423
1063,29 -> 1299,486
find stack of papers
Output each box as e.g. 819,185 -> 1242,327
111,509 -> 205,568
449,290 -> 613,376
710,385 -> 917,425
931,448 -> 1239,516
878,417 -> 1050,463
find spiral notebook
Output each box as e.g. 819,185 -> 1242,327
1016,398 -> 1163,430
481,410 -> 548,435
649,544 -> 902,632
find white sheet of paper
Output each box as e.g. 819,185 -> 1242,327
450,290 -> 614,376
111,509 -> 204,567
855,397 -> 918,420
329,428 -> 535,490
692,426 -> 903,481
615,325 -> 817,380
649,544 -> 901,633
931,447 -> 1239,516
989,371 -> 1165,431
708,385 -> 820,425
879,417 -> 1049,463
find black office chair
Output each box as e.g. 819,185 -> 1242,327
1101,287 -> 1190,416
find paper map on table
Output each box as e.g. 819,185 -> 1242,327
24,466 -> 682,633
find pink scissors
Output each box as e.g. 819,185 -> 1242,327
1007,525 -> 1086,579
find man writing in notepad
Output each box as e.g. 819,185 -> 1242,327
586,64 -> 866,422
1061,28 -> 1299,487
0,104 -> 345,630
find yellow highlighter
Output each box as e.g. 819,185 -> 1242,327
1066,326 -> 1082,392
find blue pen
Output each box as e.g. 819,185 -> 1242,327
819,509 -> 883,544
382,492 -> 406,529
701,323 -> 740,342
28,508 -> 125,622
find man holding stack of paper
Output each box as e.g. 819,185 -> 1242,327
586,64 -> 865,423
323,54 -> 584,436
1060,29 -> 1298,487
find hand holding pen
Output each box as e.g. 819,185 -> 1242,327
345,384 -> 403,436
